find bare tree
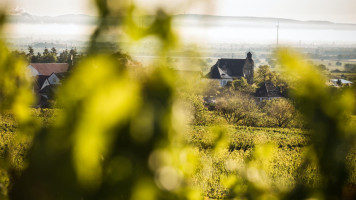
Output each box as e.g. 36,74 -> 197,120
215,92 -> 258,124
263,98 -> 296,128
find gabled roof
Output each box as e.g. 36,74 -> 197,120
206,63 -> 221,79
218,59 -> 245,77
30,63 -> 69,76
206,58 -> 245,79
256,82 -> 283,98
36,75 -> 49,89
49,72 -> 68,81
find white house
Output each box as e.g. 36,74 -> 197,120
29,63 -> 69,106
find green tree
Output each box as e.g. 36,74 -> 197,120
27,46 -> 38,63
27,46 -> 34,56
255,65 -> 288,95
43,47 -> 50,56
226,77 -> 255,94
182,94 -> 213,125
344,63 -> 356,72
58,49 -> 70,63
69,48 -> 78,66
50,47 -> 57,56
41,47 -> 57,63
255,65 -> 277,86
316,64 -> 326,71
35,52 -> 42,62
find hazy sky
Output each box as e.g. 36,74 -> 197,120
4,0 -> 356,23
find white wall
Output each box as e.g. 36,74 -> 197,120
40,79 -> 50,90
28,65 -> 40,76
48,74 -> 61,85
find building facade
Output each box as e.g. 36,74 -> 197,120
205,52 -> 254,86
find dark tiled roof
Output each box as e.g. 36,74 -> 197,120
36,75 -> 49,89
256,82 -> 283,97
30,63 -> 69,76
206,58 -> 245,79
218,59 -> 245,77
39,84 -> 55,94
206,63 -> 221,79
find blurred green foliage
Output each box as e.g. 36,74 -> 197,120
0,1 -> 355,200
5,0 -> 200,199
277,49 -> 356,199
185,126 -> 321,199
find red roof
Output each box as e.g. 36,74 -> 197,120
30,63 -> 69,76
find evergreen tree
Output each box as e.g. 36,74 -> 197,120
69,48 -> 78,66
27,46 -> 34,57
43,48 -> 50,56
51,47 -> 57,57
58,49 -> 70,63
36,52 -> 42,63
42,47 -> 56,63
27,46 -> 36,63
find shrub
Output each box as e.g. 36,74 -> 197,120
182,94 -> 211,125
262,98 -> 296,128
215,92 -> 260,126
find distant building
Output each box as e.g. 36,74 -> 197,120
205,52 -> 254,86
330,79 -> 353,87
28,63 -> 69,107
255,81 -> 283,102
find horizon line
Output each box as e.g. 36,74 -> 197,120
6,12 -> 356,26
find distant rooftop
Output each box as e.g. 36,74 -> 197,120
256,82 -> 283,98
29,63 -> 69,76
330,79 -> 353,84
206,58 -> 246,79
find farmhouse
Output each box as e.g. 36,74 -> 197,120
205,52 -> 254,86
28,63 -> 69,107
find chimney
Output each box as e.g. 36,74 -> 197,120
247,52 -> 252,60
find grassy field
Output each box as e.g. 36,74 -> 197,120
0,110 -> 57,198
185,126 -> 308,198
310,59 -> 356,71
184,125 -> 356,199
0,112 -> 355,199
328,72 -> 356,81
